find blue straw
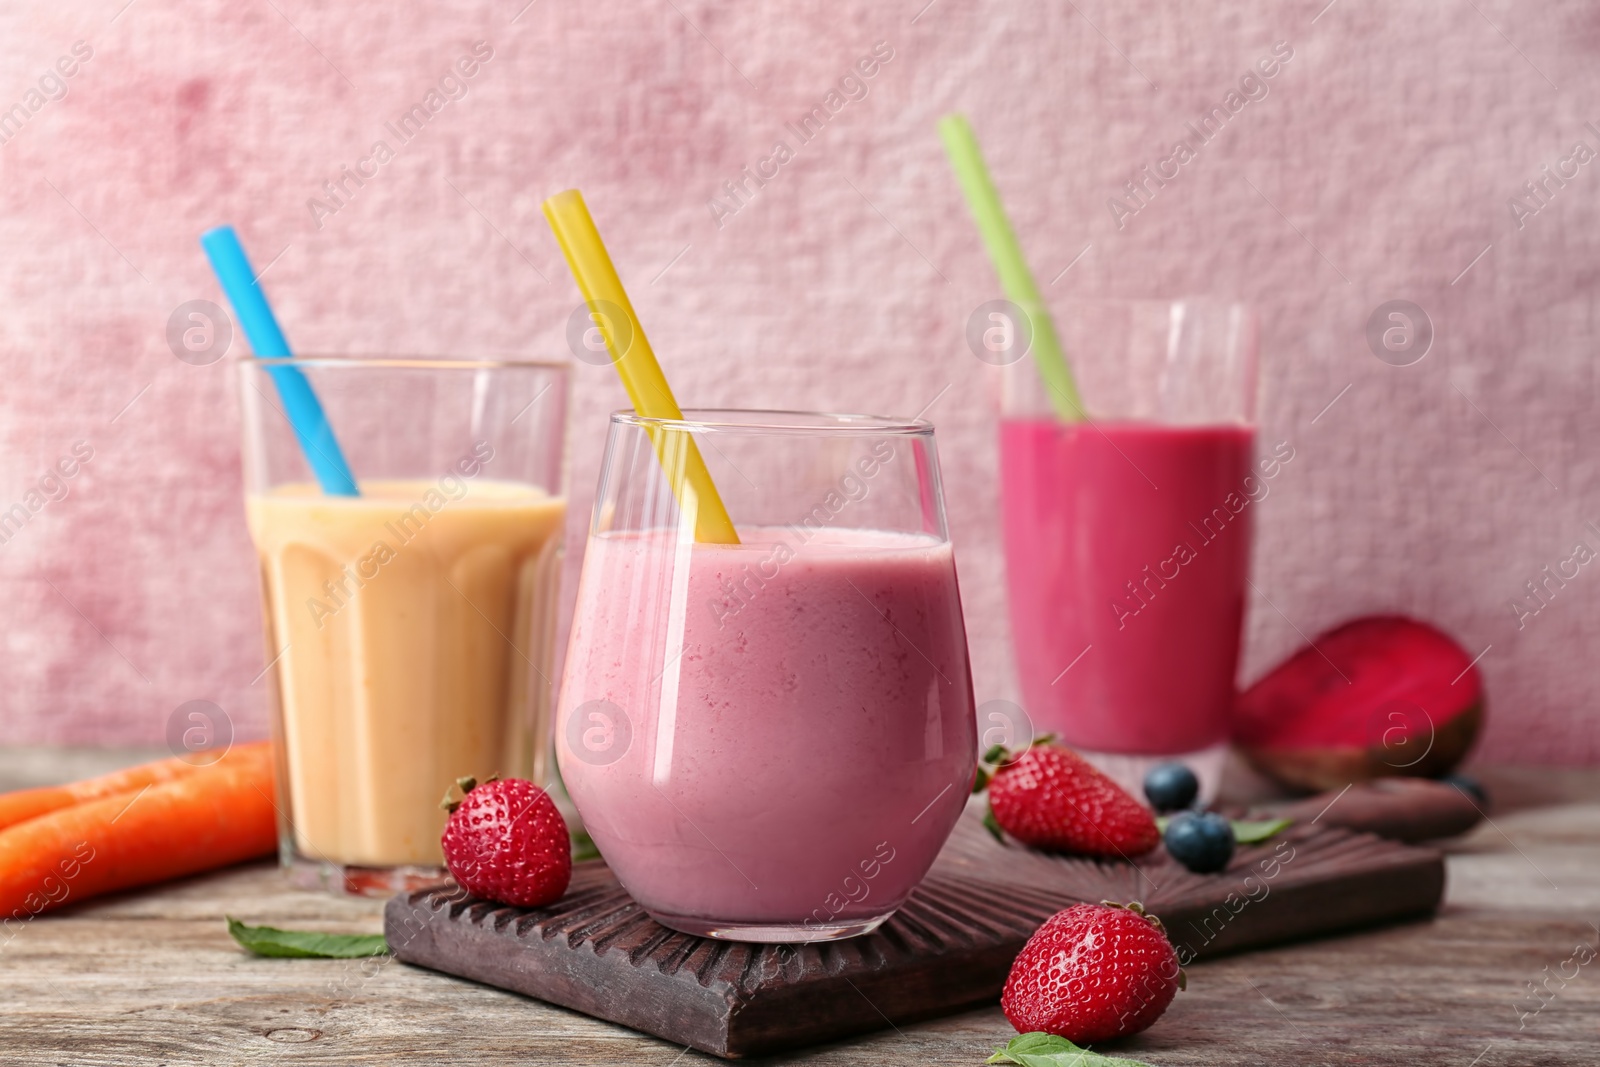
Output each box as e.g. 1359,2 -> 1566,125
200,225 -> 359,496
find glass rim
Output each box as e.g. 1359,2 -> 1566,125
240,355 -> 569,372
608,408 -> 933,435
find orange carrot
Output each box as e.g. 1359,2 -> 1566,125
0,753 -> 278,923
0,741 -> 273,833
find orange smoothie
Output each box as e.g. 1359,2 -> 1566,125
247,479 -> 566,868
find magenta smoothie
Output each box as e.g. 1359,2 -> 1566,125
1000,420 -> 1258,755
557,526 -> 976,938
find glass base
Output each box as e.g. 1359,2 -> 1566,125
284,849 -> 450,898
647,909 -> 895,943
1072,741 -> 1228,808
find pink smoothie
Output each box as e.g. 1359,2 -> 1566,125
1000,420 -> 1257,755
557,526 -> 976,934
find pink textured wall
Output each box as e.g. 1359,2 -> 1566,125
2,1 -> 1596,762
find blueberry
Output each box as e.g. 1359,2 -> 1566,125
1439,772 -> 1488,808
1143,762 -> 1199,813
1164,811 -> 1235,874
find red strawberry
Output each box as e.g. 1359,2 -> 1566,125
440,776 -> 571,908
985,743 -> 1159,856
1003,901 -> 1183,1042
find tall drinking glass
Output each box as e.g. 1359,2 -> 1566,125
240,357 -> 569,895
999,300 -> 1259,798
558,410 -> 977,942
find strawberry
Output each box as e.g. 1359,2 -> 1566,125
1002,901 -> 1184,1043
440,776 -> 572,908
982,742 -> 1160,857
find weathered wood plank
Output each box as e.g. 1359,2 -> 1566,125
383,818 -> 1445,1057
0,754 -> 1595,1065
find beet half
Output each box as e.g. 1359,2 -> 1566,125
1233,615 -> 1485,793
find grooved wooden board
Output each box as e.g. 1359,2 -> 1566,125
384,816 -> 1444,1058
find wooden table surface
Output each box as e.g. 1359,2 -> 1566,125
2,750 -> 1597,1066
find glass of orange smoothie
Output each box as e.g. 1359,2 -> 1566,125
240,357 -> 569,895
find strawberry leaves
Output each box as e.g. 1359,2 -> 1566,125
973,736 -> 1060,794
986,1032 -> 1154,1066
973,744 -> 1008,794
440,774 -> 501,814
983,808 -> 1006,843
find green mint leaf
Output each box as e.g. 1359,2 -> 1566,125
973,766 -> 992,794
988,1031 -> 1076,1061
227,917 -> 388,959
1153,815 -> 1291,844
982,743 -> 1009,765
571,828 -> 602,864
985,1031 -> 1155,1066
1232,817 -> 1292,844
983,808 -> 1006,843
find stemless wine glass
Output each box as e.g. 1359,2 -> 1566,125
557,410 -> 977,942
999,299 -> 1259,800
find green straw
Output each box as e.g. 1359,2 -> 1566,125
939,113 -> 1083,422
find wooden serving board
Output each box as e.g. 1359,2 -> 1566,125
385,815 -> 1443,1058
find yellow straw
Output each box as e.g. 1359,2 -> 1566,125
542,189 -> 740,545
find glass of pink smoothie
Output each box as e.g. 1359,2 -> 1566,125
557,410 -> 977,942
999,299 -> 1259,798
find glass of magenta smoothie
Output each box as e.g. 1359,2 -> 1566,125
557,410 -> 977,942
999,299 -> 1259,798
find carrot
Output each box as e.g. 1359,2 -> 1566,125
0,741 -> 273,833
0,752 -> 278,924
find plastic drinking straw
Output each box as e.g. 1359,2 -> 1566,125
541,189 -> 740,545
200,226 -> 360,496
938,114 -> 1084,422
